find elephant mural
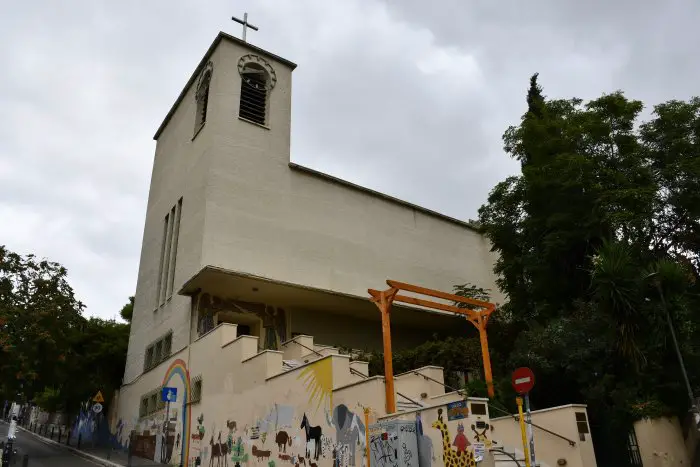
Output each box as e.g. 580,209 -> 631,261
331,405 -> 365,466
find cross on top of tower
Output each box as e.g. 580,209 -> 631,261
231,12 -> 258,43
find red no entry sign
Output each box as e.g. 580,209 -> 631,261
512,367 -> 535,394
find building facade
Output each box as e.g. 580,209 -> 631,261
116,31 -> 590,467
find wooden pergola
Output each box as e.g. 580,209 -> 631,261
369,280 -> 497,414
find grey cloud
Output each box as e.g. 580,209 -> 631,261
1,0 -> 696,318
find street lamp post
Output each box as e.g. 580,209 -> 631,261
646,272 -> 697,413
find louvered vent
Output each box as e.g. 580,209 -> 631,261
239,70 -> 267,125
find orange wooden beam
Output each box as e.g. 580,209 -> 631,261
387,279 -> 494,310
394,294 -> 476,318
368,287 -> 398,413
371,280 -> 498,399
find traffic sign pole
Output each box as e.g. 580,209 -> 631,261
513,368 -> 537,467
164,400 -> 170,458
524,393 -> 537,466
516,397 -> 531,467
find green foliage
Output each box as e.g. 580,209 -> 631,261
475,75 -> 700,463
33,386 -> 62,413
452,283 -> 491,310
0,245 -> 130,417
359,336 -> 481,392
120,296 -> 134,323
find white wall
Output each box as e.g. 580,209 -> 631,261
201,38 -> 501,305
491,404 -> 597,467
123,42 -> 223,383
116,323 -> 494,467
634,417 -> 691,467
126,32 -> 503,387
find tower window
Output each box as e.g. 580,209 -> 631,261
239,63 -> 268,125
194,65 -> 212,137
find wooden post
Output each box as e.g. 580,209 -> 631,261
370,288 -> 398,414
370,281 -> 498,400
379,291 -> 396,414
477,315 -> 495,398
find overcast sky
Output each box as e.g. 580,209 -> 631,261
1,0 -> 697,320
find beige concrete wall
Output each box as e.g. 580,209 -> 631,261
115,323 -> 500,467
490,404 -> 596,467
124,42 -> 223,383
126,32 -> 502,397
121,33 -> 507,466
198,38 -> 501,306
634,417 -> 690,467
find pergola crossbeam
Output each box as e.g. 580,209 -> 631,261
369,279 -> 498,414
386,280 -> 494,310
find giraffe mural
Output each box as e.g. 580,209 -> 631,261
431,409 -> 476,467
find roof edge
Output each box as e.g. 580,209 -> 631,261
178,265 -> 466,320
288,162 -> 481,232
153,31 -> 297,140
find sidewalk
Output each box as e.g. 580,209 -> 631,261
17,424 -> 161,466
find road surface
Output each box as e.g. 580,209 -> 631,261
0,422 -> 101,466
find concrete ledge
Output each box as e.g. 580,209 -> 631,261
16,425 -> 124,467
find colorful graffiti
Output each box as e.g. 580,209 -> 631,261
431,409 -> 476,467
369,431 -> 399,467
470,421 -> 492,447
298,359 -> 333,414
452,423 -> 470,452
162,358 -> 192,465
71,402 -> 111,446
231,436 -> 249,464
415,413 -> 433,467
330,405 -> 365,466
301,413 -> 323,460
190,414 -> 206,466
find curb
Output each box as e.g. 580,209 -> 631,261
17,425 -> 124,467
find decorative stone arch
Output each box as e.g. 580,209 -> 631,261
194,61 -> 213,135
237,54 -> 277,126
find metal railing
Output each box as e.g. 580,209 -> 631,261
410,370 -> 577,447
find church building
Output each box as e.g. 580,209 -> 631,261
114,28 -> 596,467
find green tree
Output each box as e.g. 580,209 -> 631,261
477,76 -> 700,464
60,317 -> 129,416
120,296 -> 134,323
0,245 -> 85,402
0,245 -> 131,418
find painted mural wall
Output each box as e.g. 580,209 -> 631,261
114,325 -> 497,467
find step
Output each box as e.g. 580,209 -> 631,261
394,366 -> 447,402
280,335 -> 316,362
314,344 -> 340,357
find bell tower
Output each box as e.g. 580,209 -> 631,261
123,27 -> 296,384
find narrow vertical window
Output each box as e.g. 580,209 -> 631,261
167,198 -> 183,297
163,331 -> 172,358
139,397 -> 148,417
156,213 -> 169,306
194,70 -> 211,136
154,340 -> 163,364
189,376 -> 202,404
144,345 -> 154,371
159,210 -> 173,305
239,63 -> 268,125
